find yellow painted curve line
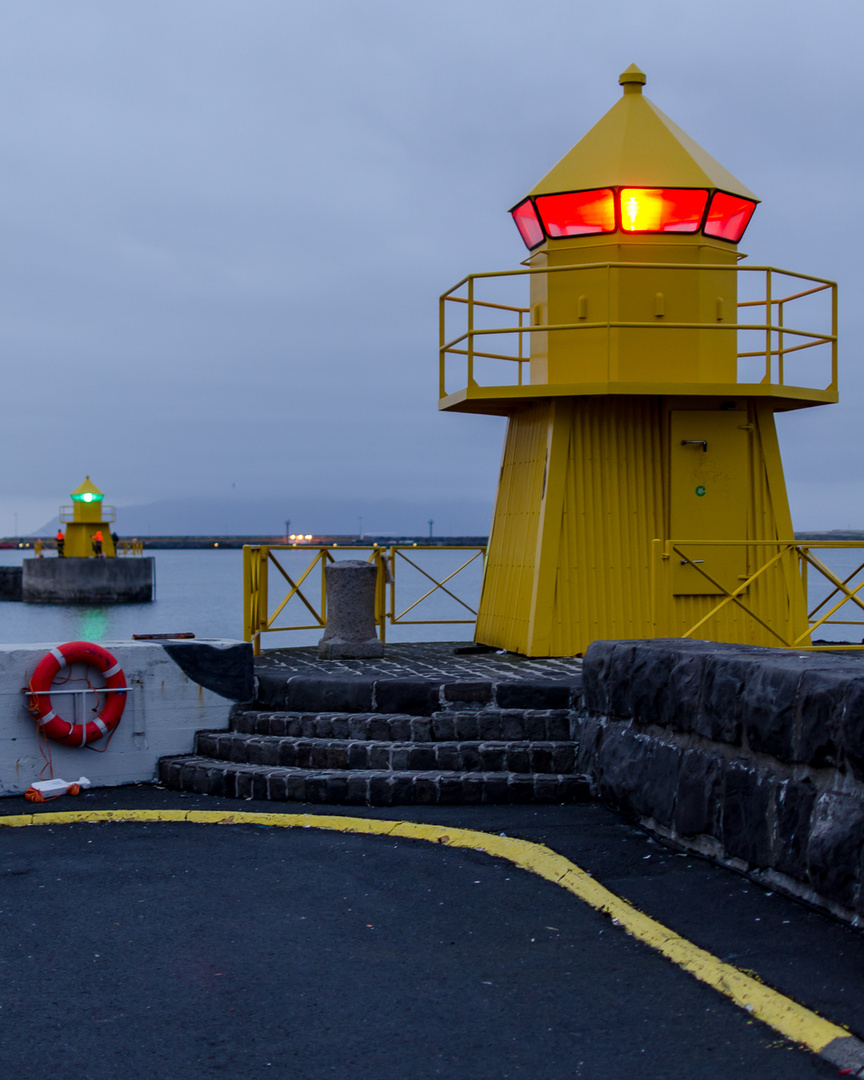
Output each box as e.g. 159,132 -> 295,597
2,808 -> 862,1073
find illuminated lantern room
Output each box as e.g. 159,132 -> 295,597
503,64 -> 765,389
70,476 -> 105,512
511,64 -> 757,249
514,182 -> 755,247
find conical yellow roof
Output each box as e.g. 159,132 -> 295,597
70,475 -> 104,498
522,65 -> 758,203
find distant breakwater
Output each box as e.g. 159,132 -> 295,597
793,531 -> 864,542
6,531 -> 852,551
1,535 -> 490,550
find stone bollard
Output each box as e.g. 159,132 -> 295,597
318,560 -> 384,659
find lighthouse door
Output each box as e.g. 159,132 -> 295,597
670,410 -> 749,595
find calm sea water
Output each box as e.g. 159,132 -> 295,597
0,543 -> 859,648
0,547 -> 483,648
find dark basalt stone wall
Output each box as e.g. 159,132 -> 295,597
162,641 -> 254,702
578,639 -> 864,922
0,566 -> 22,601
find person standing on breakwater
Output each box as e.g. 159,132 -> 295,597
91,530 -> 103,558
55,530 -> 65,557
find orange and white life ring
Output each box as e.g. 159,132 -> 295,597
28,641 -> 127,747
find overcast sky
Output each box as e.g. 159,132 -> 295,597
0,0 -> 860,534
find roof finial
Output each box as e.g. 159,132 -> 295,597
619,63 -> 646,95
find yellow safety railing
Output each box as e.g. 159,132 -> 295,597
651,539 -> 864,650
117,540 -> 145,556
387,546 -> 485,627
59,504 -> 117,523
243,545 -> 486,655
440,263 -> 837,398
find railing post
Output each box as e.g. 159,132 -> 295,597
517,307 -> 524,386
791,544 -> 811,645
374,548 -> 387,644
765,267 -> 773,383
439,293 -> 447,398
243,545 -> 267,657
389,546 -> 397,633
800,545 -> 809,622
254,548 -> 270,658
606,263 -> 612,380
321,550 -> 327,625
467,276 -> 475,386
832,282 -> 839,392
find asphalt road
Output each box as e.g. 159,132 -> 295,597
0,787 -> 860,1079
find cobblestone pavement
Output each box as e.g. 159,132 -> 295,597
256,641 -> 584,682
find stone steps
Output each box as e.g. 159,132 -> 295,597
229,706 -> 573,742
158,756 -> 591,806
195,731 -> 578,774
158,650 -> 587,806
254,670 -> 581,716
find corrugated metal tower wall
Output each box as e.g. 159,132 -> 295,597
476,397 -> 807,656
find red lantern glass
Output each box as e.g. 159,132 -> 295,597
704,192 -> 757,242
619,188 -> 708,233
511,199 -> 545,249
535,189 -> 616,238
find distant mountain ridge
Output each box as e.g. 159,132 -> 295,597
36,495 -> 495,538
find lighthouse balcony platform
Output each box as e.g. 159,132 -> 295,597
439,262 -> 837,414
59,504 -> 115,523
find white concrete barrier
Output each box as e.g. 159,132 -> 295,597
0,638 -> 252,796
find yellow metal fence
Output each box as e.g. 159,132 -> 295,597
243,545 -> 486,655
440,263 -> 837,397
244,539 -> 864,655
652,540 -> 864,650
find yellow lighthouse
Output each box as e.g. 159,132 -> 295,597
60,476 -> 117,558
439,66 -> 837,656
